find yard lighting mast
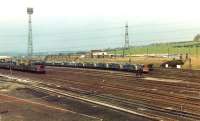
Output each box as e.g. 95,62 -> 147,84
27,7 -> 33,59
123,23 -> 130,57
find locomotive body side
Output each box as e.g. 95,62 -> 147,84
35,65 -> 46,73
0,62 -> 46,74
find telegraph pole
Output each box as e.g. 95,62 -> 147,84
196,45 -> 198,58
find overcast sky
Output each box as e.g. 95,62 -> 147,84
0,0 -> 200,53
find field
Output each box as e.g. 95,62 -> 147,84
109,41 -> 200,57
105,41 -> 200,69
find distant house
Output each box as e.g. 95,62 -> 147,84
90,50 -> 109,58
0,56 -> 11,59
0,56 -> 12,62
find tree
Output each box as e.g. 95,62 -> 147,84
193,34 -> 200,41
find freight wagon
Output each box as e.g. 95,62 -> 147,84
45,61 -> 150,73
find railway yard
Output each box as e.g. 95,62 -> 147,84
0,66 -> 199,121
1,1 -> 200,121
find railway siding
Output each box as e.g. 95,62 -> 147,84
0,67 -> 200,120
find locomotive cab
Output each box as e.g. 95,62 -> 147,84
142,65 -> 149,73
36,64 -> 46,74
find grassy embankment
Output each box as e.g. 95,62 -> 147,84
108,41 -> 200,69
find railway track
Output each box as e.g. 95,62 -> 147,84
96,94 -> 200,121
150,68 -> 200,83
1,67 -> 198,102
41,67 -> 200,98
0,67 -> 200,120
0,75 -> 161,121
1,74 -> 199,121
12,72 -> 200,110
32,85 -> 200,121
52,67 -> 200,89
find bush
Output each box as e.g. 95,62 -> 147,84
161,60 -> 184,68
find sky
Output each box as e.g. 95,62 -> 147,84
0,0 -> 200,54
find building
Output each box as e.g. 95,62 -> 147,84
0,56 -> 12,62
90,50 -> 109,58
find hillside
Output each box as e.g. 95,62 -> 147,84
108,41 -> 200,57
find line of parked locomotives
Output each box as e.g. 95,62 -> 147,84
46,62 -> 152,73
0,62 -> 46,74
0,61 -> 152,74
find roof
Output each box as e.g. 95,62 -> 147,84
91,50 -> 103,53
0,56 -> 11,59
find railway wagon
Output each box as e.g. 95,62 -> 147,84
121,64 -> 139,72
84,63 -> 95,69
54,62 -> 64,67
0,62 -> 46,74
95,63 -> 107,69
63,62 -> 70,67
0,62 -> 10,69
45,62 -> 54,66
12,64 -> 46,73
44,61 -> 150,73
107,63 -> 121,70
76,63 -> 85,68
45,62 -> 60,66
64,62 -> 76,67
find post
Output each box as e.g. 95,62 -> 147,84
115,49 -> 117,58
9,58 -> 12,76
180,105 -> 183,119
189,47 -> 191,56
167,43 -> 169,58
123,48 -> 125,57
189,58 -> 192,70
196,45 -> 198,58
